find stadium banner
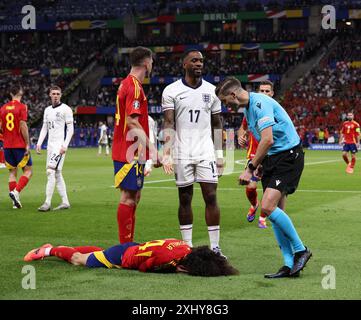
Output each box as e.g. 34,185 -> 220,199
75,105 -> 161,115
309,144 -> 343,151
0,68 -> 78,76
101,74 -> 281,86
139,9 -> 310,24
116,42 -> 304,55
329,61 -> 361,69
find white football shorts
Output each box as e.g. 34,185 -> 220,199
174,159 -> 218,187
47,148 -> 66,170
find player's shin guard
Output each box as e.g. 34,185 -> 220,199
9,181 -> 17,192
50,246 -> 77,262
271,222 -> 294,268
117,203 -> 136,243
343,154 -> 349,164
268,207 -> 306,253
45,169 -> 56,205
15,176 -> 29,193
208,225 -> 220,250
55,171 -> 69,205
180,224 -> 193,247
246,187 -> 258,206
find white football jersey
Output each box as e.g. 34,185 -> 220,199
162,79 -> 221,160
148,115 -> 157,145
43,103 -> 73,148
99,124 -> 108,144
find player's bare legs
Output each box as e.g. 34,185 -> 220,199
118,189 -> 138,243
178,185 -> 194,247
199,182 -> 225,257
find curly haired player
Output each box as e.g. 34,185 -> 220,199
24,239 -> 238,277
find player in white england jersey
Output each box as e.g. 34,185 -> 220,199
98,121 -> 109,156
36,85 -> 74,212
162,50 -> 226,258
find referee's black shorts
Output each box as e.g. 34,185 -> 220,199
261,142 -> 304,195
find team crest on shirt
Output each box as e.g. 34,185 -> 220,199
56,112 -> 61,118
202,94 -> 211,104
133,100 -> 140,110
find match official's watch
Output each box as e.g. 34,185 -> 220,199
247,160 -> 256,171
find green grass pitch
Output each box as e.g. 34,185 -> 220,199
1,148 -> 361,300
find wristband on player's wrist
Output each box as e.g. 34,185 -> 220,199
247,159 -> 256,171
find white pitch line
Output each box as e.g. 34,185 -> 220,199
144,186 -> 361,194
143,159 -> 342,184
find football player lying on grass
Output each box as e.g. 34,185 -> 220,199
24,238 -> 239,277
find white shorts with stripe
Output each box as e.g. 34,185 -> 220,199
174,159 -> 218,187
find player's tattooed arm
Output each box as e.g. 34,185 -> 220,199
163,109 -> 175,174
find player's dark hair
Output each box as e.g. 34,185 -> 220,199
182,49 -> 202,61
258,80 -> 274,91
215,77 -> 242,97
129,46 -> 153,67
179,246 -> 239,277
10,84 -> 23,97
49,85 -> 62,93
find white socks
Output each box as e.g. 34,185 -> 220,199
45,170 -> 69,205
180,224 -> 221,250
45,169 -> 56,205
56,171 -> 69,205
208,225 -> 220,250
180,224 -> 193,247
105,145 -> 109,155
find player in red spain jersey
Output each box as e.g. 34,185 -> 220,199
112,47 -> 156,244
237,81 -> 276,228
340,112 -> 360,174
0,84 -> 33,209
0,132 -> 5,168
23,239 -> 239,276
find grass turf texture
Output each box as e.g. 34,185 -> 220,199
0,148 -> 360,300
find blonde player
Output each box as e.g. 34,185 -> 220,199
36,86 -> 74,212
98,121 -> 109,155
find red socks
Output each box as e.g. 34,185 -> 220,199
50,246 -> 104,263
0,150 -> 4,163
117,203 -> 136,243
246,187 -> 258,207
50,247 -> 77,262
15,176 -> 29,193
9,181 -> 17,192
351,157 -> 356,168
343,154 -> 349,165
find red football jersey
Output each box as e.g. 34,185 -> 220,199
0,132 -> 3,141
112,74 -> 149,163
0,100 -> 28,148
121,239 -> 191,272
341,120 -> 360,144
242,117 -> 259,160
